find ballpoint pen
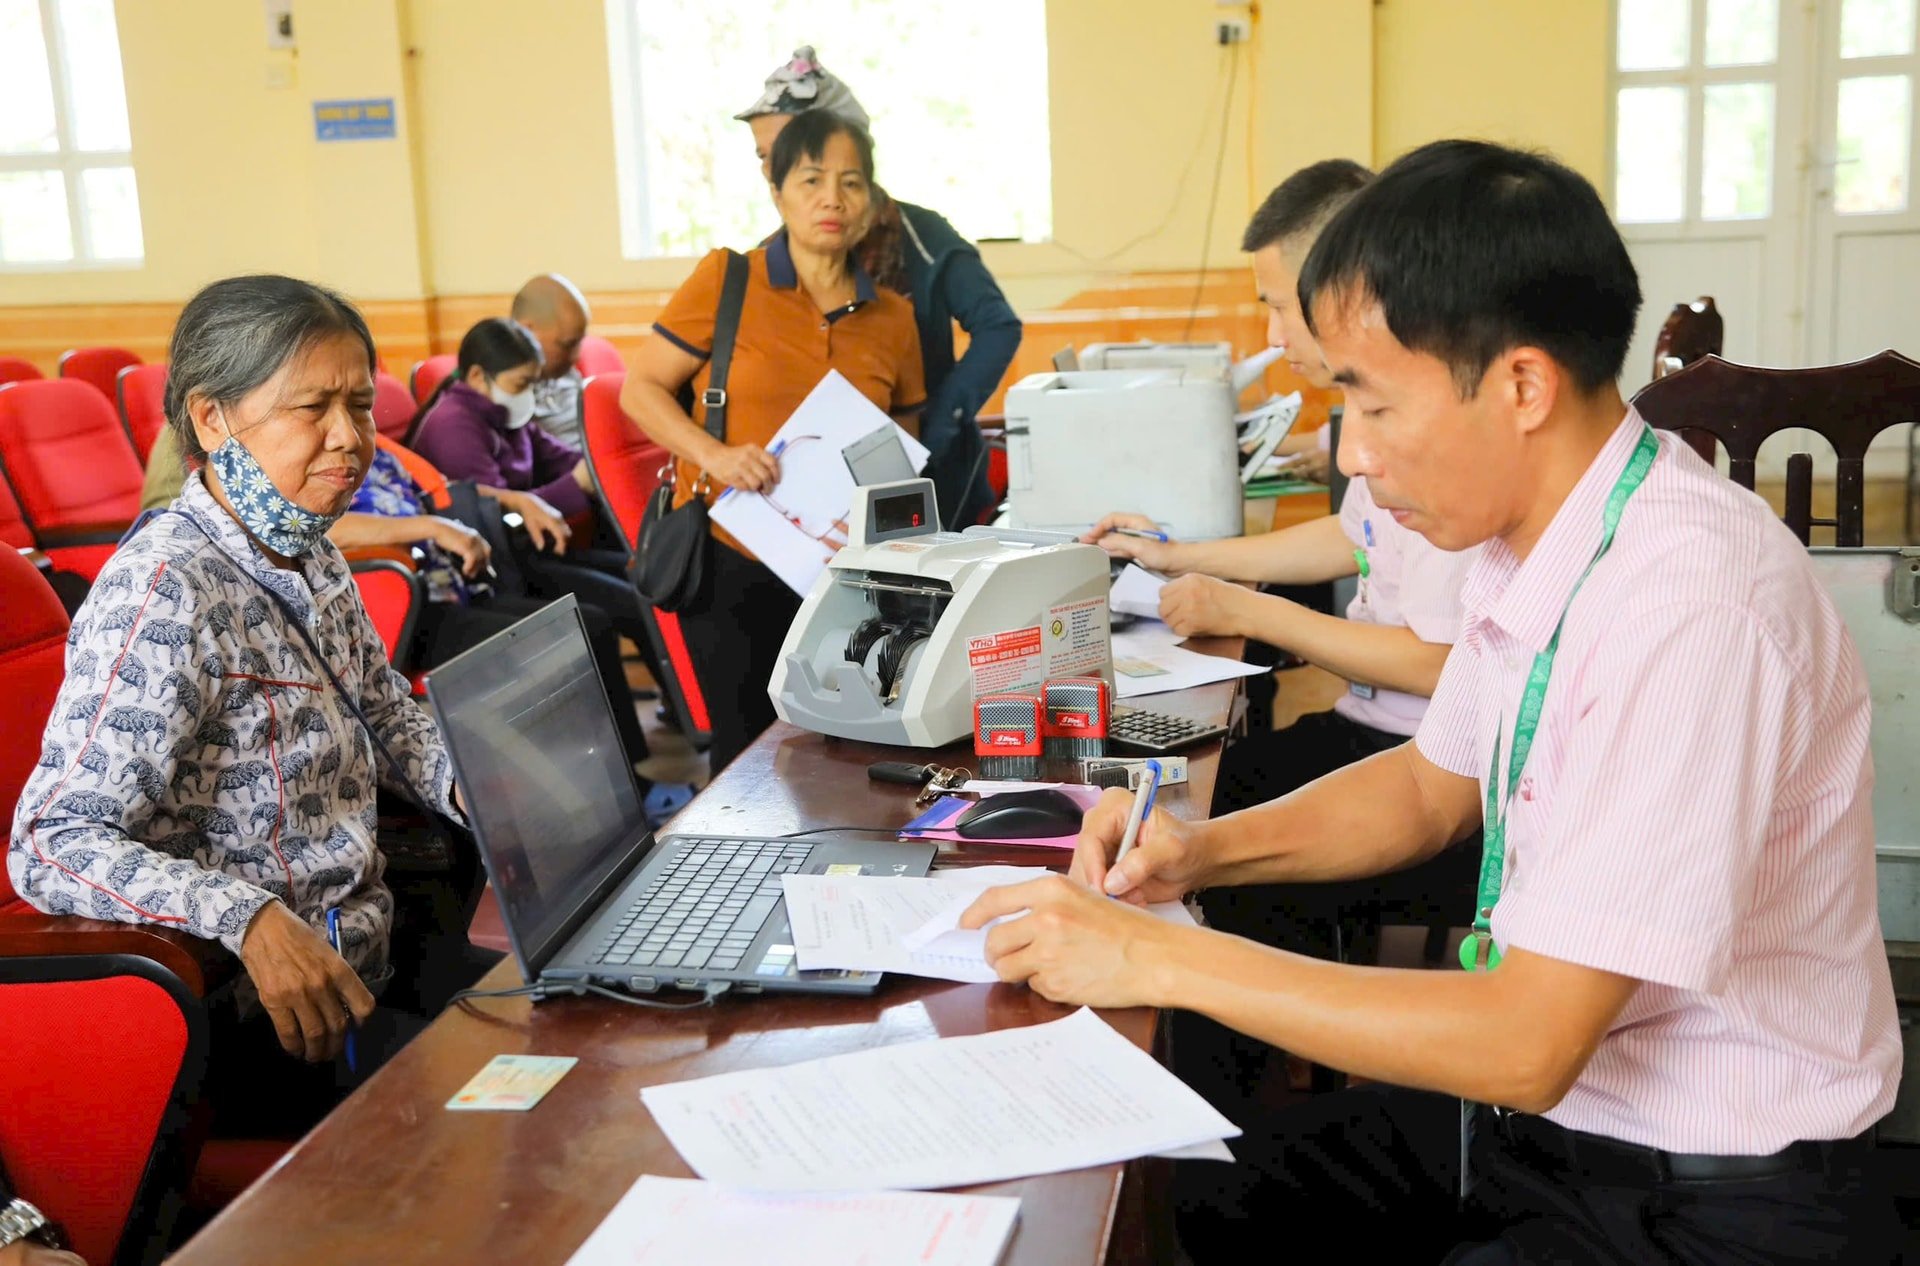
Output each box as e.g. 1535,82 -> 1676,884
325,907 -> 358,1075
715,437 -> 789,504
1108,526 -> 1169,543
1110,759 -> 1163,887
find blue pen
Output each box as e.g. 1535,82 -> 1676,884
715,437 -> 788,505
1110,526 -> 1169,543
1363,519 -> 1375,548
1109,760 -> 1164,892
325,908 -> 358,1074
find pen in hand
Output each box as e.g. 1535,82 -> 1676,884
325,907 -> 358,1074
1109,759 -> 1163,893
1108,526 -> 1169,543
715,438 -> 788,505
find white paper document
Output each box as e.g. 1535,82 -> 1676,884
782,868 -> 1198,984
562,1175 -> 1020,1266
1110,563 -> 1169,619
640,1007 -> 1240,1191
1110,626 -> 1268,699
709,369 -> 931,596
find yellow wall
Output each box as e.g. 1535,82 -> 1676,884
0,0 -> 1608,318
1372,0 -> 1611,184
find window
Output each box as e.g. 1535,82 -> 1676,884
1833,0 -> 1916,213
0,0 -> 141,267
603,0 -> 1052,260
1613,0 -> 1780,223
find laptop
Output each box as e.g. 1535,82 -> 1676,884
427,596 -> 935,997
841,424 -> 918,487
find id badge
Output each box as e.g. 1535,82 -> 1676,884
1457,1098 -> 1480,1207
1349,682 -> 1376,701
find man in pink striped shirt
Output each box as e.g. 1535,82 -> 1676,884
960,140 -> 1901,1262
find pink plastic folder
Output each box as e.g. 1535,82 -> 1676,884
898,785 -> 1103,850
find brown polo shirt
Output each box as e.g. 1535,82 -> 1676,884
653,232 -> 925,557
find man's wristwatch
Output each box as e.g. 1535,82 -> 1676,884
0,1196 -> 60,1250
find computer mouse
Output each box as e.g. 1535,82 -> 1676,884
953,789 -> 1086,840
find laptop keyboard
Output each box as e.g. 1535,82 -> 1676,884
590,839 -> 813,974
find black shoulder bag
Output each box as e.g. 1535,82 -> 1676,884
629,249 -> 749,612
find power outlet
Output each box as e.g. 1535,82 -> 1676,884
1214,16 -> 1250,44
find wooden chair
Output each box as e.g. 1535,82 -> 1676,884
1630,350 -> 1920,548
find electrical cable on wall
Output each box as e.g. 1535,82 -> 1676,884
1183,41 -> 1242,343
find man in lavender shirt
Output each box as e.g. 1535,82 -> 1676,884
964,141 -> 1902,1263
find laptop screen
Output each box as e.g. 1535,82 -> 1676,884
426,597 -> 645,975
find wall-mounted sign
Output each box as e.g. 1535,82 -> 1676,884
313,98 -> 396,142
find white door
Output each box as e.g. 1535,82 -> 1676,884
1804,0 -> 1920,478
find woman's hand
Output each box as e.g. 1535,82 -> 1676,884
1067,788 -> 1212,904
239,902 -> 375,1062
427,517 -> 490,577
492,488 -> 571,553
707,443 -> 780,494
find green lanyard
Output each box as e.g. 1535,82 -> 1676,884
1461,425 -> 1659,972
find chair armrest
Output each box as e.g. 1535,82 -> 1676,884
0,913 -> 234,998
338,544 -> 418,570
35,521 -> 136,549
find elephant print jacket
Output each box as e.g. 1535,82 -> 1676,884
8,474 -> 460,976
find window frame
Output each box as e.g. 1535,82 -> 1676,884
0,0 -> 141,271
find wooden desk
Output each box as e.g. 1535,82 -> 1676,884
173,645 -> 1244,1266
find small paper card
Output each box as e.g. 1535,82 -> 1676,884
447,1054 -> 579,1111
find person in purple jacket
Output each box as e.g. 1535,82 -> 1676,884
410,318 -> 652,655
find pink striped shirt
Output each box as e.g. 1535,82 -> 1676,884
1416,408 -> 1900,1153
1334,476 -> 1479,736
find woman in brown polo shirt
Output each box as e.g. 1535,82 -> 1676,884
622,110 -> 924,772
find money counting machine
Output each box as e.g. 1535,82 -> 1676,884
770,478 -> 1113,748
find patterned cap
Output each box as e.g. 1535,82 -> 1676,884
735,45 -> 871,129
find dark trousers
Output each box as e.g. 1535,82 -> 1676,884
1182,709 -> 1480,1116
519,546 -> 648,646
411,593 -> 650,766
1175,1085 -> 1900,1265
676,542 -> 802,774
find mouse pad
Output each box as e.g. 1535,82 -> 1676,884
899,786 -> 1104,849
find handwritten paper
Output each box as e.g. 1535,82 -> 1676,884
561,1176 -> 1019,1266
640,1007 -> 1239,1191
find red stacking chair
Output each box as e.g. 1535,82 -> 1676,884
578,372 -> 710,748
57,345 -> 141,401
575,334 -> 625,377
0,548 -> 232,1266
372,370 -> 416,443
0,379 -> 144,580
116,362 -> 170,464
0,356 -> 42,385
0,471 -> 32,553
409,354 -> 456,406
349,558 -> 426,677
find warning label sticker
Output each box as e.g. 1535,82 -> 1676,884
968,597 -> 1112,698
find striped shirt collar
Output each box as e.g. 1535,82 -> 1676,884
765,229 -> 877,304
1463,407 -> 1647,655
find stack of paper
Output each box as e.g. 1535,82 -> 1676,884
562,1176 -> 1019,1266
640,1007 -> 1240,1191
780,865 -> 1199,984
1110,625 -> 1268,699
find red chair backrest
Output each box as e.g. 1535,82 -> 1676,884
0,473 -> 33,551
373,370 -> 416,442
410,354 -> 456,406
350,560 -> 422,671
0,965 -> 197,1266
578,372 -> 667,552
0,380 -> 144,578
575,335 -> 625,378
57,346 -> 141,401
0,356 -> 42,385
0,549 -> 68,913
116,362 -> 170,463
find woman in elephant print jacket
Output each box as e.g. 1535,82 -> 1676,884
8,275 -> 464,1080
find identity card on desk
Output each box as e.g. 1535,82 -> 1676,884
640,1007 -> 1238,1191
562,1177 -> 1018,1266
1110,624 -> 1267,699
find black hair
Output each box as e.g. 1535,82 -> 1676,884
410,317 -> 542,430
165,274 -> 376,463
769,109 -> 875,189
1241,158 -> 1373,253
1297,140 -> 1642,397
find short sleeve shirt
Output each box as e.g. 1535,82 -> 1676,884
1415,408 -> 1899,1153
653,233 -> 925,557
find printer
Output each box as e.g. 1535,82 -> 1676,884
770,477 -> 1112,748
1000,341 -> 1292,540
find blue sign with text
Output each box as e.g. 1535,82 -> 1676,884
313,98 -> 396,142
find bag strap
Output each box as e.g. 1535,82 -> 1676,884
699,249 -> 750,442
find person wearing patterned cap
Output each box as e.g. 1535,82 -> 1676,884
737,46 -> 1020,529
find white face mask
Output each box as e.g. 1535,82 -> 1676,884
490,380 -> 536,430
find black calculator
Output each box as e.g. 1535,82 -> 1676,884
1108,706 -> 1228,754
